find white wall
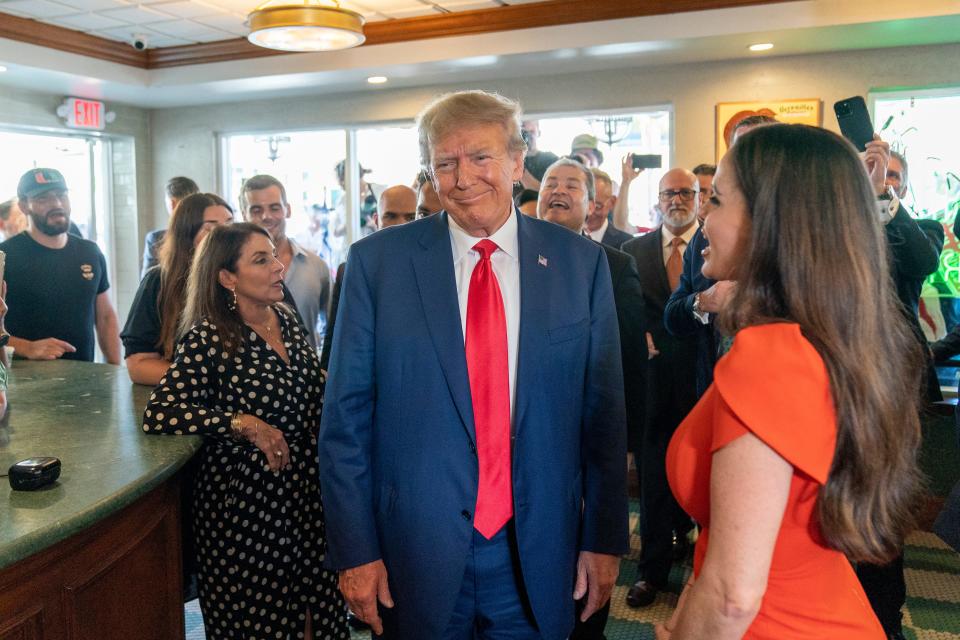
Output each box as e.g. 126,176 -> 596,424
150,41 -> 960,232
0,85 -> 151,323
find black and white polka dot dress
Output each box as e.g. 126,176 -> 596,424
142,307 -> 349,640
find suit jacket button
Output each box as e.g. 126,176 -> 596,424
469,442 -> 477,454
461,510 -> 471,521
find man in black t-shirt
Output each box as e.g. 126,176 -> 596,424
1,168 -> 120,363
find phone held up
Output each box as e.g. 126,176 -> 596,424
632,154 -> 662,170
833,96 -> 874,152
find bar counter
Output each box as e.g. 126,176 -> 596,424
0,360 -> 200,639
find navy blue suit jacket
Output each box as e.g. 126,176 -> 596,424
319,210 -> 628,640
663,226 -> 717,397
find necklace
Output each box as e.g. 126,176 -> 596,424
247,309 -> 277,338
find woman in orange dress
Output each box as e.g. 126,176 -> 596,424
658,124 -> 924,639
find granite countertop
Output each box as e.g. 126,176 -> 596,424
0,360 -> 201,571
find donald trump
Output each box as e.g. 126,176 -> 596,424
319,90 -> 628,639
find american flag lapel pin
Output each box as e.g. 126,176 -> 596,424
538,254 -> 548,267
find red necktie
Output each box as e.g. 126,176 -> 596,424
465,239 -> 513,539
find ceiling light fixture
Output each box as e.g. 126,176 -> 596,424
748,42 -> 774,52
0,65 -> 7,73
247,1 -> 365,52
367,76 -> 388,84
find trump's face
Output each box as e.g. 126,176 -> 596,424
430,123 -> 524,237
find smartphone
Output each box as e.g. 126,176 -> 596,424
632,154 -> 662,170
834,96 -> 874,152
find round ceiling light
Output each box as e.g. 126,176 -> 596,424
247,1 -> 366,52
748,43 -> 774,52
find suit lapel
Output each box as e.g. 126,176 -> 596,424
514,211 -> 550,435
411,212 -> 476,445
649,227 -> 671,301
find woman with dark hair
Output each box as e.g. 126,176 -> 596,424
657,124 -> 923,639
142,223 -> 348,639
122,192 -> 233,385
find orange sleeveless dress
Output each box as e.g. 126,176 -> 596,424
666,323 -> 884,639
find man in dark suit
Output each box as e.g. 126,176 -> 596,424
621,168 -> 701,607
585,168 -> 633,248
319,91 -> 628,640
140,176 -> 198,279
856,141 -> 942,640
538,157 -> 648,640
663,163 -> 735,398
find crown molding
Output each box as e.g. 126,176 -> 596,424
0,0 -> 796,70
0,12 -> 148,68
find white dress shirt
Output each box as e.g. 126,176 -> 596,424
448,211 -> 520,418
586,219 -> 608,243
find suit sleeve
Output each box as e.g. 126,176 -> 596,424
614,255 -> 648,455
887,204 -> 940,279
317,250 -> 381,570
931,323 -> 960,363
319,263 -> 344,373
580,248 -> 630,555
663,239 -> 701,337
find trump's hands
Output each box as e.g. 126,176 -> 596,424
573,551 -> 620,622
339,559 -> 394,635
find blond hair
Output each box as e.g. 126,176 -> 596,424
416,90 -> 526,169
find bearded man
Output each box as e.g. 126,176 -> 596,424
1,168 -> 120,363
620,168 -> 700,607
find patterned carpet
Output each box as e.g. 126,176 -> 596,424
184,504 -> 960,639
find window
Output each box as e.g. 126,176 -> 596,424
534,109 -> 672,230
222,130 -> 346,268
873,89 -> 960,392
221,108 -> 673,263
0,128 -> 112,271
873,91 -> 960,339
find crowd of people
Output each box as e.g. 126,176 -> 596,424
1,87 -> 956,640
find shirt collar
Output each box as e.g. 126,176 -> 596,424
662,222 -> 697,248
589,218 -> 608,240
448,208 -> 519,263
287,237 -> 307,259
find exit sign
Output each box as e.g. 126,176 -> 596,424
57,98 -> 115,131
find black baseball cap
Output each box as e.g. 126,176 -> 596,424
17,168 -> 68,199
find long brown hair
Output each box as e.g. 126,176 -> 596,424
721,124 -> 923,563
156,193 -> 232,358
179,223 -> 271,355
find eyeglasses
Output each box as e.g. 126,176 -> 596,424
658,189 -> 697,202
30,190 -> 69,205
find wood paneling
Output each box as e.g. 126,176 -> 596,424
0,0 -> 797,70
0,13 -> 147,68
149,0 -> 795,68
0,479 -> 185,640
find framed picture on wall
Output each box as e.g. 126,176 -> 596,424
715,99 -> 822,160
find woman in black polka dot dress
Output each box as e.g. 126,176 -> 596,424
142,223 -> 348,639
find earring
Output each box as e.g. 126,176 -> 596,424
228,288 -> 237,312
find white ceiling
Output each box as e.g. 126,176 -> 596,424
0,0 -> 958,109
0,0 -> 543,47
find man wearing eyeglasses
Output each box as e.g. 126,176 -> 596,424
620,168 -> 701,608
0,168 -> 120,363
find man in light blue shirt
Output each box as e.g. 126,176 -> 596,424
241,174 -> 330,349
